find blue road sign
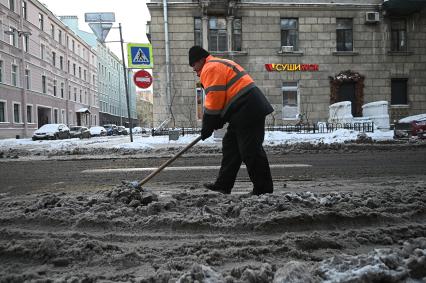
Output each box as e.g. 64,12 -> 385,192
127,43 -> 153,69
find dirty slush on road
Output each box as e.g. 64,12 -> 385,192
1,177 -> 425,282
1,143 -> 426,282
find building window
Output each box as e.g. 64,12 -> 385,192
281,18 -> 298,51
67,60 -> 70,73
42,75 -> 46,94
391,78 -> 408,105
73,63 -> 76,76
79,66 -> 81,78
60,56 -> 63,70
232,18 -> 242,51
11,64 -> 18,86
208,17 -> 227,51
61,109 -> 65,123
194,18 -> 202,46
53,109 -> 58,123
39,14 -> 44,31
336,18 -> 353,51
72,40 -> 75,52
391,19 -> 407,52
9,0 -> 15,11
25,69 -> 30,89
41,44 -> 45,60
0,101 -> 6,122
282,82 -> 299,119
23,34 -> 29,52
53,80 -> 57,96
79,90 -> 82,102
9,27 -> 18,47
60,82 -> 64,98
84,70 -> 87,81
52,52 -> 56,67
51,24 -> 54,38
27,105 -> 32,123
0,61 -> 3,83
74,87 -> 77,101
58,30 -> 62,44
13,103 -> 20,123
22,1 -> 27,20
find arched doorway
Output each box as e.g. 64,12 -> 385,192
329,70 -> 365,117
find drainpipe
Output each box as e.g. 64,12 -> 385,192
163,0 -> 173,126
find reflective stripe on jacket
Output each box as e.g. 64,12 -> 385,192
200,55 -> 255,117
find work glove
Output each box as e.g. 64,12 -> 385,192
201,127 -> 214,140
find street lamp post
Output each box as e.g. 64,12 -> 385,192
4,29 -> 32,138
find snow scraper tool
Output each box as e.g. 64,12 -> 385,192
132,135 -> 202,189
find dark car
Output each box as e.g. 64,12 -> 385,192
103,124 -> 118,136
32,124 -> 71,140
394,114 -> 426,139
117,126 -> 128,135
69,126 -> 91,139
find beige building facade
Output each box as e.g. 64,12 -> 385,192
147,0 -> 426,128
0,0 -> 99,139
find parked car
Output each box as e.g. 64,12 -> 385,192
394,114 -> 426,139
131,126 -> 143,134
103,124 -> 118,136
32,124 -> 70,140
69,126 -> 91,139
117,126 -> 128,135
89,126 -> 107,137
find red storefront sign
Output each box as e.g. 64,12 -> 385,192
265,63 -> 319,72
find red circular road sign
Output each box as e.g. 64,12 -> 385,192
133,70 -> 153,89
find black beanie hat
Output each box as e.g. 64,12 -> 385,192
188,46 -> 210,66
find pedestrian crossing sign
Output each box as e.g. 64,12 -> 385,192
127,43 -> 153,69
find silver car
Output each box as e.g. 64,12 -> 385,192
32,124 -> 71,140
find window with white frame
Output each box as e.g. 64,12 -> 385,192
52,52 -> 56,67
11,64 -> 18,86
61,109 -> 65,123
13,103 -> 21,123
39,13 -> 44,31
0,101 -> 6,122
58,30 -> 62,44
282,82 -> 299,119
9,27 -> 18,47
281,18 -> 298,51
59,56 -> 63,70
40,44 -> 45,60
22,1 -> 27,20
25,69 -> 30,89
27,105 -> 32,123
60,82 -> 64,98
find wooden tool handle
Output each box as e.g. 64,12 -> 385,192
137,135 -> 203,187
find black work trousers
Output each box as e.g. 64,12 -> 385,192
214,117 -> 273,194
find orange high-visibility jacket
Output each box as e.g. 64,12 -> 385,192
200,55 -> 255,117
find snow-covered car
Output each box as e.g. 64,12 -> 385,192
117,126 -> 128,135
69,126 -> 91,139
131,126 -> 143,134
32,124 -> 71,141
394,113 -> 426,139
90,126 -> 107,137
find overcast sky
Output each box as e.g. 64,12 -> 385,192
40,0 -> 151,58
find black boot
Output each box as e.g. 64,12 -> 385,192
203,183 -> 231,194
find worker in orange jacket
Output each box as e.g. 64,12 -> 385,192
189,46 -> 274,195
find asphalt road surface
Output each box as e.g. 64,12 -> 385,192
1,145 -> 425,195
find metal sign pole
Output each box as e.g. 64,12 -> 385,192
118,23 -> 133,142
